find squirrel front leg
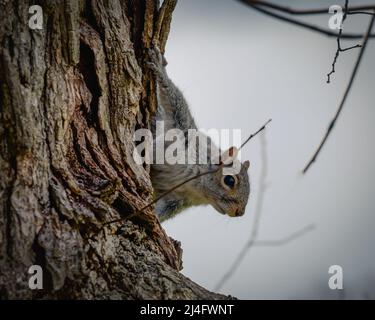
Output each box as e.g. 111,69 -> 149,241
156,197 -> 187,222
146,47 -> 197,132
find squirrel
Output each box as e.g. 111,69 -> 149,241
146,47 -> 250,222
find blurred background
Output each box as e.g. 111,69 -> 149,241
162,0 -> 375,299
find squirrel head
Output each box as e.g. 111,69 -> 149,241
201,147 -> 250,217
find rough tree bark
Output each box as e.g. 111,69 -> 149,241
0,0 -> 227,299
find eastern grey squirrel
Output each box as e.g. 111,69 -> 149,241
146,47 -> 250,222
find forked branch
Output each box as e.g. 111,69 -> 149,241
327,0 -> 362,84
303,10 -> 375,173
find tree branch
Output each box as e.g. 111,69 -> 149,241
215,131 -> 315,291
242,0 -> 375,15
214,132 -> 269,291
238,0 -> 375,39
303,10 -> 375,173
253,224 -> 316,247
327,0 -> 362,84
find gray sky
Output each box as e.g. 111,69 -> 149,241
162,0 -> 375,299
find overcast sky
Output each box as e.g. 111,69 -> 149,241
162,0 -> 375,299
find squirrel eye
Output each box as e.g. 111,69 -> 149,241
222,175 -> 237,189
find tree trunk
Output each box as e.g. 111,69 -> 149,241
0,0 -> 226,299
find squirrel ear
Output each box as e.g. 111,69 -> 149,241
220,146 -> 238,165
243,160 -> 250,171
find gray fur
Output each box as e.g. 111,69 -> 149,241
147,47 -> 250,222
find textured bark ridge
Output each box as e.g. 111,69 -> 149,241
0,0 -> 226,299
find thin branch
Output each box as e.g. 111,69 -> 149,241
214,132 -> 268,291
303,10 -> 375,174
102,167 -> 221,227
240,119 -> 271,150
327,1 -> 362,83
253,224 -> 316,247
102,119 -> 272,228
238,0 -> 375,39
215,132 -> 315,291
244,0 -> 375,16
348,11 -> 375,16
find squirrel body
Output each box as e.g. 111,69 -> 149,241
147,48 -> 250,222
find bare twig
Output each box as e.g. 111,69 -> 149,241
102,119 -> 272,228
215,131 -> 315,291
238,0 -> 375,39
240,119 -> 271,150
303,10 -> 375,174
243,0 -> 375,16
348,11 -> 375,16
102,168 -> 222,227
214,132 -> 269,291
327,1 -> 362,84
253,224 -> 316,247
